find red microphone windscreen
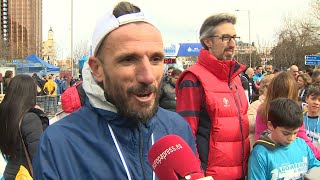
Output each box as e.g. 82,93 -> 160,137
148,135 -> 203,180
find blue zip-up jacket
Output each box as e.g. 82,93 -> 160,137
33,62 -> 197,180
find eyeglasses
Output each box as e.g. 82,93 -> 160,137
208,34 -> 240,43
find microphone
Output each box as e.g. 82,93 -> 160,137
148,134 -> 211,180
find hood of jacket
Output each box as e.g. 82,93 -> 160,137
82,62 -> 117,113
197,49 -> 246,82
254,129 -> 281,150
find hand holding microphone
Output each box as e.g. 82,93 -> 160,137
148,134 -> 213,180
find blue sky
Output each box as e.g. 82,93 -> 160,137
43,0 -> 311,59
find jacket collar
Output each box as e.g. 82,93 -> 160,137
82,62 -> 117,113
197,49 -> 246,81
254,130 -> 281,150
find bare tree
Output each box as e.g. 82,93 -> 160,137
73,40 -> 89,63
255,38 -> 273,67
311,0 -> 320,22
271,15 -> 320,69
0,38 -> 10,60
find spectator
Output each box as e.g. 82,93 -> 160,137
163,66 -> 174,83
247,74 -> 274,150
33,2 -> 196,179
69,76 -> 77,86
176,13 -> 249,179
273,68 -> 280,74
3,70 -> 13,94
289,64 -> 299,81
43,75 -> 57,115
255,71 -> 320,159
61,76 -> 67,93
0,75 -> 48,180
159,69 -> 182,111
297,73 -> 312,103
312,70 -> 320,85
265,64 -> 273,75
304,85 -> 320,149
32,73 -> 45,96
253,65 -> 264,92
241,67 -> 254,103
248,98 -> 320,179
41,75 -> 47,88
306,67 -> 314,77
54,75 -> 62,95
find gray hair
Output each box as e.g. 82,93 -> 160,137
199,13 -> 236,49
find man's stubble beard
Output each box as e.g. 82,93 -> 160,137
103,76 -> 160,124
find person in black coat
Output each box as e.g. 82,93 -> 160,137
0,75 -> 48,180
159,69 -> 182,111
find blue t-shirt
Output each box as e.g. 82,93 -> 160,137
248,138 -> 320,180
253,73 -> 264,83
303,114 -> 320,149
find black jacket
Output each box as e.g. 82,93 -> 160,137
159,80 -> 177,112
3,108 -> 48,180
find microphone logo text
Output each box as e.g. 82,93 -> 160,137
152,144 -> 183,169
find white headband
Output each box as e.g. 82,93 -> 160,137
92,11 -> 154,56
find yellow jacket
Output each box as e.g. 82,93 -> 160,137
44,79 -> 57,95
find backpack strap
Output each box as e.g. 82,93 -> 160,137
73,81 -> 83,87
18,115 -> 33,177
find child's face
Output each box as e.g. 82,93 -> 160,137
306,94 -> 320,115
267,121 -> 300,146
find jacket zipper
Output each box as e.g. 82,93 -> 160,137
139,129 -> 147,180
234,82 -> 243,109
228,78 -> 245,179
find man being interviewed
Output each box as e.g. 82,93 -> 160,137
33,1 -> 196,179
176,13 -> 250,180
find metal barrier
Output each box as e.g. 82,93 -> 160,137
0,94 -> 64,122
36,95 -> 61,116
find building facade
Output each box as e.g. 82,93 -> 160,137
0,0 -> 42,59
42,27 -> 57,65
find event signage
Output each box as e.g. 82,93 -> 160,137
305,55 -> 320,65
164,43 -> 179,57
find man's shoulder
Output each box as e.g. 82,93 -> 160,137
240,75 -> 249,82
44,107 -> 98,139
180,71 -> 199,81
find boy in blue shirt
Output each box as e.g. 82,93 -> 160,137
248,97 -> 320,180
304,85 -> 320,149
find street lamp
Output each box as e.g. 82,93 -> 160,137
71,0 -> 74,77
235,9 -> 252,67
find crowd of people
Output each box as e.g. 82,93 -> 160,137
0,1 -> 320,180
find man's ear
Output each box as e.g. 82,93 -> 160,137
267,121 -> 274,131
88,56 -> 104,82
203,38 -> 212,49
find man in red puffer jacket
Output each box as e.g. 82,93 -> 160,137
176,13 -> 250,180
